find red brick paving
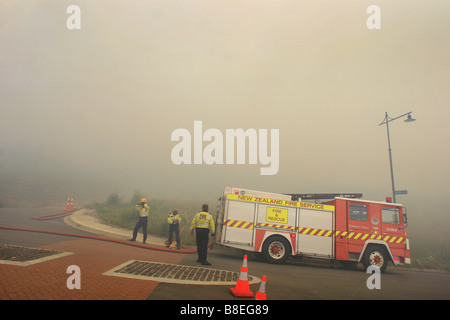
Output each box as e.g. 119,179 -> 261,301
0,238 -> 186,300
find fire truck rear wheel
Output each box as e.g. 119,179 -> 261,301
262,236 -> 291,264
362,245 -> 389,272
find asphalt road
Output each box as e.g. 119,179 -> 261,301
157,247 -> 450,300
0,208 -> 99,247
1,208 -> 449,300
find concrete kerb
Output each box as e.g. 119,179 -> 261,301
64,209 -> 167,247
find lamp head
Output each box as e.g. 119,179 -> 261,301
404,114 -> 416,122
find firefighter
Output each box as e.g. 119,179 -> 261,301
129,198 -> 150,244
190,204 -> 215,266
167,209 -> 181,249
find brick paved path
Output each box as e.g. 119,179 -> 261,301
0,238 -> 186,300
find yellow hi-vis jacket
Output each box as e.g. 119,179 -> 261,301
190,211 -> 215,233
136,204 -> 150,217
168,212 -> 181,224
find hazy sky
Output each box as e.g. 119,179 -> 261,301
1,0 -> 449,221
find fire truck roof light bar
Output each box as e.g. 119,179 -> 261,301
287,193 -> 363,200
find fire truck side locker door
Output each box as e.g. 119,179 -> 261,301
222,199 -> 255,246
297,208 -> 334,258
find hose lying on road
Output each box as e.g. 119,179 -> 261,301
2,209 -> 215,254
0,225 -> 215,254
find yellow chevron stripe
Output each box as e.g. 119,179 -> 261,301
224,219 -> 408,245
242,222 -> 251,229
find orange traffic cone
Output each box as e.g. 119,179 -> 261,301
255,275 -> 266,300
65,198 -> 71,211
230,255 -> 254,297
65,197 -> 74,211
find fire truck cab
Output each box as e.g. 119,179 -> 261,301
215,187 -> 410,272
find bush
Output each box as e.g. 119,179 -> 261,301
105,192 -> 121,206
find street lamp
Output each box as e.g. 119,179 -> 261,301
378,111 -> 416,203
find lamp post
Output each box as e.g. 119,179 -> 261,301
378,111 -> 416,203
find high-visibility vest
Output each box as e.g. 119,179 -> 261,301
168,212 -> 181,224
190,211 -> 215,233
136,204 -> 149,217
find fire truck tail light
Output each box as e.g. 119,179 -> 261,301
393,257 -> 406,264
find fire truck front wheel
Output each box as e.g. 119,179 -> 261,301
362,245 -> 389,272
262,236 -> 291,264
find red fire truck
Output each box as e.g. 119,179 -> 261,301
215,187 -> 410,272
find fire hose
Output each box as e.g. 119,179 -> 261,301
1,210 -> 215,254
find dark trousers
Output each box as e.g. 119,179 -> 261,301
132,216 -> 148,242
168,224 -> 180,247
195,228 -> 210,262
